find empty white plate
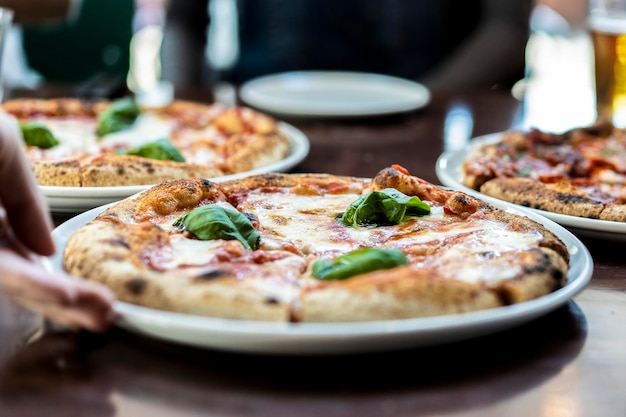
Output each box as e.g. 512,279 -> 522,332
240,71 -> 431,117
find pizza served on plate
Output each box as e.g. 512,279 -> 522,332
62,165 -> 569,322
3,97 -> 291,187
461,123 -> 626,222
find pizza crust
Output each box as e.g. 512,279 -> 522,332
221,133 -> 291,174
299,266 -> 503,322
32,159 -> 82,187
80,155 -> 224,187
479,178 -> 605,219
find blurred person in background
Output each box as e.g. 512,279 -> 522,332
2,0 -> 82,24
2,0 -> 144,89
1,0 -> 83,89
161,0 -> 532,90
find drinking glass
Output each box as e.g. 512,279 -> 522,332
589,0 -> 626,126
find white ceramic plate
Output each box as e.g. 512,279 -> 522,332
42,122 -> 310,214
45,200 -> 592,355
239,71 -> 431,117
436,133 -> 626,241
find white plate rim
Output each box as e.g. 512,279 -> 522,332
239,70 -> 431,117
42,122 -> 310,211
436,132 -> 626,239
45,197 -> 593,355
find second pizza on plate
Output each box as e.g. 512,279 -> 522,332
4,97 -> 291,187
461,123 -> 626,222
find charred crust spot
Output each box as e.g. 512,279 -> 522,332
258,173 -> 285,185
496,288 -> 514,306
201,178 -> 213,187
260,173 -> 282,181
117,166 -> 125,175
107,238 -> 130,249
126,278 -> 148,295
551,268 -> 564,285
289,308 -> 302,323
141,161 -> 155,174
522,251 -> 551,275
556,194 -> 598,205
264,297 -> 280,305
195,269 -> 230,281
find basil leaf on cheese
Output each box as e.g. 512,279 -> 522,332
20,122 -> 59,149
340,188 -> 430,227
173,205 -> 260,250
118,138 -> 186,162
96,97 -> 141,136
312,247 -> 408,280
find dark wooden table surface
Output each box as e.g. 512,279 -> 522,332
1,87 -> 625,417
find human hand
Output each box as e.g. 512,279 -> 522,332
0,111 -> 116,332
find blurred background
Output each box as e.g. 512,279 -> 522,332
1,0 -> 595,132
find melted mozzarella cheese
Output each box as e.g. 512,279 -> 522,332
240,194 -> 489,254
32,113 -> 176,159
147,189 -> 545,286
239,191 -> 544,283
158,235 -> 304,304
155,216 -> 307,304
38,118 -> 99,158
184,147 -> 220,165
173,126 -> 225,165
434,226 -> 542,283
241,193 -> 366,255
98,113 -> 175,148
164,235 -> 226,268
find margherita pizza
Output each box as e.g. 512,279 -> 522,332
461,123 -> 626,222
2,97 -> 290,187
63,165 -> 569,322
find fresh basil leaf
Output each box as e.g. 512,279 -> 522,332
312,247 -> 408,280
20,122 -> 59,149
97,115 -> 132,137
174,205 -> 260,250
119,138 -> 186,162
96,97 -> 141,136
341,188 -> 430,227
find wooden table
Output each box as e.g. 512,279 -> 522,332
1,88 -> 625,417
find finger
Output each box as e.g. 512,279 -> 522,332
68,280 -> 118,332
0,249 -> 75,305
11,295 -> 114,333
0,250 -> 116,331
0,111 -> 55,256
4,276 -> 116,333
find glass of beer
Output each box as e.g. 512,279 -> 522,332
589,0 -> 626,127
